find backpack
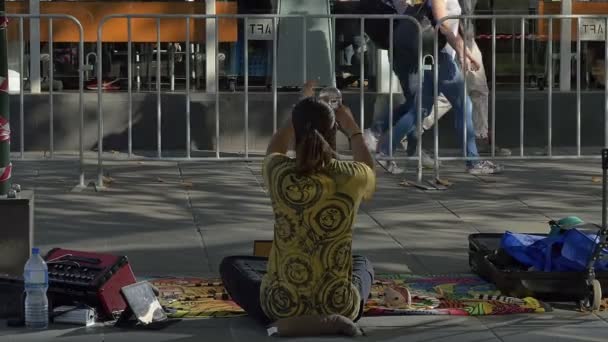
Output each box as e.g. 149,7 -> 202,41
358,0 -> 447,57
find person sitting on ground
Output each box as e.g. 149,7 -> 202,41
219,82 -> 376,335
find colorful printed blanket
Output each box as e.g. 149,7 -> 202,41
149,274 -> 549,319
365,274 -> 549,316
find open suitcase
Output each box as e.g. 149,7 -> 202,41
468,150 -> 608,309
468,232 -> 608,303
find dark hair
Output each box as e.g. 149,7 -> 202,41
292,97 -> 337,175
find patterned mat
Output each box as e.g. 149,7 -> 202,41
365,274 -> 549,316
149,274 -> 549,319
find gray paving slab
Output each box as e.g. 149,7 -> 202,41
8,157 -> 608,341
0,316 -> 500,342
478,310 -> 608,342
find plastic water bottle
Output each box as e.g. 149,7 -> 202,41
319,87 -> 342,110
23,248 -> 49,329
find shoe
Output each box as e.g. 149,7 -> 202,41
363,129 -> 378,153
375,153 -> 405,175
467,160 -> 503,175
477,138 -> 512,156
86,78 -> 121,91
409,149 -> 438,169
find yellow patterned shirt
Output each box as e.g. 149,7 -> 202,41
260,153 -> 376,322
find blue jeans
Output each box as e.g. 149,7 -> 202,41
379,51 -> 479,166
370,19 -> 419,138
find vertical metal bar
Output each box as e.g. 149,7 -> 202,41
576,17 -> 581,157
244,17 -> 249,158
186,17 -> 191,159
272,16 -> 277,133
417,17 -> 423,183
97,19 -> 104,187
520,18 -> 525,158
388,17 -> 394,158
302,16 -> 307,83
605,17 -> 608,148
491,18 -> 496,158
215,17 -> 220,158
127,18 -> 132,157
156,17 -> 162,158
434,22 -> 440,180
331,16 -> 336,87
48,18 -> 54,158
548,18 -> 553,157
19,18 -> 23,160
359,17 -> 365,129
462,17 -> 468,160
77,20 -> 85,187
170,44 -> 175,91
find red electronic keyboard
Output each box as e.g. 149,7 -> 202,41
44,248 -> 137,320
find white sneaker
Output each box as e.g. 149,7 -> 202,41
363,129 -> 379,153
415,149 -> 438,169
376,153 -> 405,175
467,160 -> 503,175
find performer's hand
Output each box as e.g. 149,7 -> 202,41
464,56 -> 481,72
335,105 -> 360,136
302,80 -> 317,98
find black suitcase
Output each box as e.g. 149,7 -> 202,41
468,232 -> 608,302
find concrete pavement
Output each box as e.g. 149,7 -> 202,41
2,153 -> 608,341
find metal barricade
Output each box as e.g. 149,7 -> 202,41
428,14 -> 608,182
95,14 -> 424,187
8,14 -> 86,188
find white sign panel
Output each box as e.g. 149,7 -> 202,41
579,18 -> 606,41
246,19 -> 274,40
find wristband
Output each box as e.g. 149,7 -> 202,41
349,131 -> 363,140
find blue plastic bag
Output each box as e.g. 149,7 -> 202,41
500,230 -> 608,272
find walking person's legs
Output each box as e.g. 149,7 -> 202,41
425,52 -> 501,174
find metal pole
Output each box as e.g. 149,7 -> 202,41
416,18 -> 423,183
462,17 -> 468,160
48,18 -> 54,158
19,18 -> 23,160
434,23 -> 440,179
127,18 -> 132,157
388,18 -> 394,158
77,19 -> 85,188
360,17 -> 365,129
605,17 -> 608,148
156,17 -> 161,158
186,17 -> 191,159
331,17 -> 336,87
302,17 -> 307,83
576,18 -> 581,157
559,0 -> 572,91
96,18 -> 104,187
548,19 -> 553,157
205,0 -> 216,92
170,43 -> 175,91
520,18 -> 525,157
29,0 -> 40,93
272,16 -> 277,133
215,17 -> 220,158
244,17 -> 249,158
0,2 -> 10,195
491,18 -> 496,158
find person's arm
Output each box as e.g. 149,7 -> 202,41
431,0 -> 480,71
335,106 -> 375,171
266,122 -> 294,155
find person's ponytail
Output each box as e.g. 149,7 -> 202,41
292,97 -> 337,175
295,129 -> 334,175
